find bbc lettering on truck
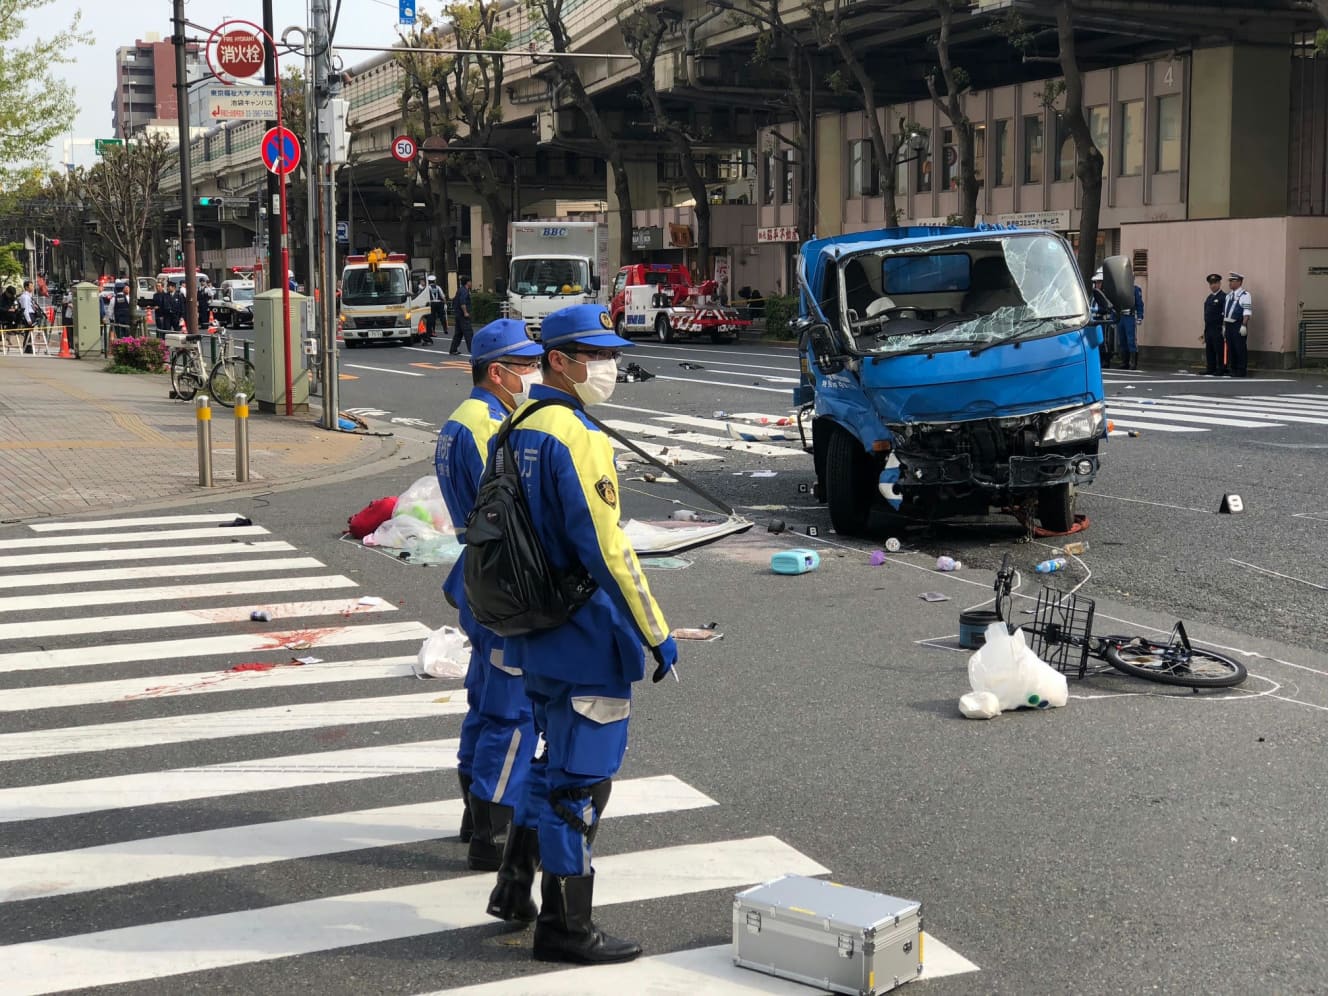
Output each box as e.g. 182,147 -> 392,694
541,228 -> 569,238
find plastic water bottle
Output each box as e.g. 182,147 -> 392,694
1035,557 -> 1068,574
935,556 -> 962,572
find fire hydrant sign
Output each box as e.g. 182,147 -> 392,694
216,30 -> 264,79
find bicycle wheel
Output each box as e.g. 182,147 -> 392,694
1103,637 -> 1247,688
208,358 -> 255,408
171,351 -> 203,400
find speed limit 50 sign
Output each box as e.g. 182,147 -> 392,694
391,135 -> 418,163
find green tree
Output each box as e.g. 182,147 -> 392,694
0,0 -> 92,186
0,242 -> 23,283
926,0 -> 980,226
80,134 -> 174,313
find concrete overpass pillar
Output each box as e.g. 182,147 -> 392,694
606,157 -> 660,275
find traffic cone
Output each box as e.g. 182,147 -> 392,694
58,326 -> 72,358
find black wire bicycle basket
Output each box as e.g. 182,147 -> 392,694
1029,586 -> 1096,679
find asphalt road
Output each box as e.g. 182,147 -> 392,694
2,338 -> 1327,994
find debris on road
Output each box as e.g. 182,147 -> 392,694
771,549 -> 820,575
672,624 -> 722,641
920,591 -> 950,602
964,622 -> 1067,717
885,537 -> 901,553
679,362 -> 705,370
250,610 -> 271,622
935,556 -> 962,572
869,550 -> 887,566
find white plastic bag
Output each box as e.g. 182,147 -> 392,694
967,622 -> 1068,712
959,690 -> 1002,720
393,475 -> 453,533
416,625 -> 471,678
364,513 -> 463,565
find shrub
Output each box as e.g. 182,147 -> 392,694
109,335 -> 168,373
471,290 -> 501,325
763,294 -> 799,340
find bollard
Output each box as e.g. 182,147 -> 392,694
235,392 -> 250,483
196,395 -> 213,487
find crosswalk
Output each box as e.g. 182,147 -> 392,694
1106,392 -> 1328,436
0,514 -> 976,994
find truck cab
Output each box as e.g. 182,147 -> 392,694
796,226 -> 1132,535
609,263 -> 690,336
338,250 -> 416,346
507,222 -> 606,339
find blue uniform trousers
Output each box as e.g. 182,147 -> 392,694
1116,315 -> 1138,354
522,672 -> 632,876
468,653 -> 537,811
1225,324 -> 1248,377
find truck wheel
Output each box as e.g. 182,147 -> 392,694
614,314 -> 631,341
655,314 -> 674,343
1037,483 -> 1076,533
826,430 -> 876,536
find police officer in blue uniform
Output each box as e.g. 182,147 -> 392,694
1202,273 -> 1227,375
501,303 -> 677,965
1115,280 -> 1145,370
435,319 -> 546,874
1223,272 -> 1253,377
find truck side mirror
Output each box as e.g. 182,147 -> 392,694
799,320 -> 846,375
1100,256 -> 1134,313
591,275 -> 601,293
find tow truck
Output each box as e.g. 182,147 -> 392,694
338,250 -> 418,346
619,277 -> 750,344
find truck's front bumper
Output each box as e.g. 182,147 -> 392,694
342,327 -> 410,341
891,449 -> 1100,491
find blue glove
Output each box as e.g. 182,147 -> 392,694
651,636 -> 678,683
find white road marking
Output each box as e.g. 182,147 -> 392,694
1104,405 -> 1281,429
0,593 -> 383,639
0,775 -> 714,903
0,689 -> 466,762
0,837 -> 827,995
0,738 -> 460,823
26,513 -> 250,532
343,363 -> 426,377
1197,394 -> 1328,411
0,574 -> 356,615
0,540 -> 296,570
0,524 -> 268,551
1105,377 -> 1294,385
603,419 -> 796,458
609,438 -> 721,464
0,619 -> 431,674
1115,398 -> 1328,425
0,655 -> 419,712
633,342 -> 801,361
633,350 -> 800,373
1105,419 -> 1205,433
0,555 -> 324,591
426,935 -> 979,995
648,373 -> 792,395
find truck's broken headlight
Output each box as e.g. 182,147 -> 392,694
1040,403 -> 1103,444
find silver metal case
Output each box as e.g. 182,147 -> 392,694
733,874 -> 922,995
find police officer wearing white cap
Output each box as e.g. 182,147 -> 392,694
435,320 -> 546,881
425,273 -> 447,344
1223,272 -> 1252,377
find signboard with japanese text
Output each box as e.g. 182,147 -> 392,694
215,30 -> 264,79
207,85 -> 277,122
631,227 -> 663,252
996,210 -> 1071,231
400,0 -> 416,25
757,226 -> 799,243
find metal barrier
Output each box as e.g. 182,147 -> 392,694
195,395 -> 213,487
235,392 -> 250,483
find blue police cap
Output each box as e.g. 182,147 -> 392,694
540,304 -> 635,351
470,319 -> 544,365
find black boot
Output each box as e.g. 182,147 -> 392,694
486,824 -> 541,923
467,797 -> 513,872
1129,352 -> 1139,370
457,772 -> 474,844
532,873 -> 641,964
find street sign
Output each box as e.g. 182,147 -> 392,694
261,126 -> 301,176
421,135 -> 449,165
336,221 -> 349,244
391,135 -> 418,163
399,0 -> 416,26
207,85 -> 277,122
94,138 -> 123,157
216,29 -> 265,79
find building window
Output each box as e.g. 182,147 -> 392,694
1088,106 -> 1109,159
1156,93 -> 1181,172
1023,114 -> 1043,184
763,151 -> 775,204
848,139 -> 879,197
973,124 -> 986,186
992,120 -> 1011,187
940,128 -> 956,189
782,149 -> 795,204
1053,113 -> 1075,182
1119,100 -> 1144,176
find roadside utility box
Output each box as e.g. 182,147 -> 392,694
733,874 -> 922,995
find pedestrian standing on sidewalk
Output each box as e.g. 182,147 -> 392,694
1202,273 -> 1227,375
450,276 -> 473,355
1223,272 -> 1253,377
435,320 -> 546,886
501,303 -> 677,966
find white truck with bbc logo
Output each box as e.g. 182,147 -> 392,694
507,221 -> 608,339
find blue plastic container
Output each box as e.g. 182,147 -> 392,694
771,548 -> 821,575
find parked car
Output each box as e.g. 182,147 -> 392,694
213,279 -> 255,328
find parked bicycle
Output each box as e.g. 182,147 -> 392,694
167,329 -> 255,408
992,554 -> 1247,689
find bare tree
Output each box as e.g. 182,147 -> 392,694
926,0 -> 980,225
1002,3 -> 1103,279
618,7 -> 712,273
81,134 -> 174,313
531,0 -> 635,269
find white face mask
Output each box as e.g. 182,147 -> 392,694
512,369 -> 542,407
572,357 -> 619,405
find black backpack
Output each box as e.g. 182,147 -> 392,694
462,399 -> 597,637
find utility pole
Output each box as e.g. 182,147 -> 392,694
172,0 -> 199,333
263,0 -> 281,294
305,0 -> 319,301
311,0 -> 339,425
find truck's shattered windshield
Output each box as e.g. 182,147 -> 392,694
834,234 -> 1088,355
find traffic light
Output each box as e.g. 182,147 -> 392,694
175,250 -> 183,263
198,196 -> 225,207
50,239 -> 60,247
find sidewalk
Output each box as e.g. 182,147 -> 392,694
0,355 -> 418,523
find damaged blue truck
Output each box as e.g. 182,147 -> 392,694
793,226 -> 1135,536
